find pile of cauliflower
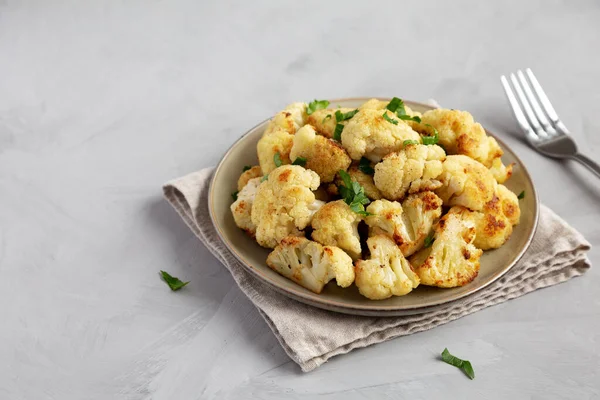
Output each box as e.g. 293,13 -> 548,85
230,98 -> 521,300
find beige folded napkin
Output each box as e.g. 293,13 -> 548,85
163,168 -> 591,372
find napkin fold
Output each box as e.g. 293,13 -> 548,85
163,168 -> 591,372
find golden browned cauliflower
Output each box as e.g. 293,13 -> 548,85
489,157 -> 513,184
289,125 -> 352,182
365,192 -> 443,256
409,207 -> 483,288
256,128 -> 294,175
237,166 -> 262,191
230,177 -> 261,237
311,200 -> 362,259
373,143 -> 446,201
266,236 -> 354,294
251,165 -> 324,248
264,102 -> 307,136
306,108 -> 355,139
462,184 -> 521,249
419,109 -> 512,182
341,108 -> 421,162
358,98 -> 423,130
435,155 -> 496,211
354,235 -> 420,300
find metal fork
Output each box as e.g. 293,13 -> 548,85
501,68 -> 600,178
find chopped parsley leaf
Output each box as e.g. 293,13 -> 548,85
292,157 -> 307,166
382,112 -> 398,125
421,124 -> 439,145
386,97 -> 403,113
441,348 -> 475,380
403,139 -> 420,146
335,109 -> 359,123
307,99 -> 330,115
261,174 -> 269,182
322,114 -> 332,124
399,115 -> 422,123
518,191 -> 525,199
358,157 -> 375,175
338,170 -> 371,216
333,123 -> 344,141
424,233 -> 435,248
160,270 -> 190,291
274,152 -> 283,167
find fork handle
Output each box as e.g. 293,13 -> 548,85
571,153 -> 600,178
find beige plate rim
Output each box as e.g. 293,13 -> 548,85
208,98 -> 539,316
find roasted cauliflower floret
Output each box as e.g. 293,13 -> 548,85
365,192 -> 443,257
341,108 -> 421,162
251,165 -> 324,248
306,108 -> 355,139
257,128 -> 294,175
373,144 -> 445,201
311,200 -> 362,259
359,98 -> 423,131
419,109 -> 512,182
289,125 -> 352,182
230,177 -> 261,237
354,235 -> 420,300
435,155 -> 496,211
463,184 -> 521,249
264,102 -> 307,136
489,157 -> 513,184
237,166 -> 262,191
266,236 -> 354,293
409,207 -> 483,288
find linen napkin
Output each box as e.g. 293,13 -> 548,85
163,168 -> 591,372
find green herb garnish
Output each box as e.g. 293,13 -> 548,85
261,174 -> 269,182
242,165 -> 252,172
358,157 -> 374,175
333,123 -> 344,141
441,348 -> 475,380
335,109 -> 359,123
160,270 -> 190,291
307,99 -> 330,115
274,152 -> 283,167
403,139 -> 420,146
421,124 -> 439,145
292,157 -> 307,166
231,191 -> 239,201
382,112 -> 398,125
518,191 -> 525,199
424,233 -> 435,248
399,115 -> 422,123
338,170 -> 372,216
322,114 -> 332,124
386,97 -> 403,113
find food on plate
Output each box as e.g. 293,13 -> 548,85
341,108 -> 422,162
251,165 -> 324,248
311,200 -> 363,260
290,125 -> 352,182
419,108 -> 513,183
373,143 -> 445,201
435,155 -> 496,211
230,177 -> 261,237
462,184 -> 521,250
237,165 -> 262,191
355,235 -> 420,300
365,191 -> 443,257
266,236 -> 355,294
230,97 -> 522,299
409,207 -> 483,288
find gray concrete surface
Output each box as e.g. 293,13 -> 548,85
1,1 -> 599,398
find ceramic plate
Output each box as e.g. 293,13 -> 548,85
209,98 -> 539,316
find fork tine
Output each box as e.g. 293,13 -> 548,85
516,70 -> 557,136
500,75 -> 538,142
525,68 -> 570,134
509,73 -> 548,138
